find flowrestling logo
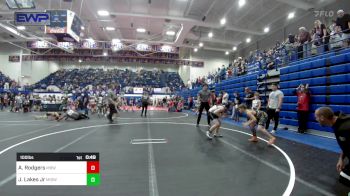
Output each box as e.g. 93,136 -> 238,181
15,12 -> 50,26
314,10 -> 335,18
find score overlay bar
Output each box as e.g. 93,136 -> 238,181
16,153 -> 100,186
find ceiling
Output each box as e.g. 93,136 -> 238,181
0,0 -> 336,52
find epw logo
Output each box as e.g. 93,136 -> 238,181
15,12 -> 50,26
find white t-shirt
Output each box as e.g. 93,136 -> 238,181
252,99 -> 261,110
222,93 -> 229,104
268,90 -> 284,109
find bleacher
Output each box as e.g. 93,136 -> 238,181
31,68 -> 184,91
215,74 -> 257,102
0,71 -> 15,88
279,48 -> 350,132
179,47 -> 350,134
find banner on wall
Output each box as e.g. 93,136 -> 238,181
27,41 -> 180,53
21,55 -> 204,67
133,88 -> 143,94
9,55 -> 20,62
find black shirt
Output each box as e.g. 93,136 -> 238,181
336,14 -> 350,34
245,92 -> 254,108
333,112 -> 350,159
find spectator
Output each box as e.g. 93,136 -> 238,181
295,83 -> 311,134
330,25 -> 344,50
336,10 -> 350,46
265,83 -> 284,134
188,96 -> 194,110
231,92 -> 241,122
187,79 -> 192,89
209,90 -> 216,106
221,90 -> 229,109
314,20 -> 330,52
298,27 -> 312,59
244,87 -> 254,109
251,92 -> 261,111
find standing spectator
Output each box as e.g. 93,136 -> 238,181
231,92 -> 241,122
244,87 -> 254,109
83,93 -> 89,116
298,27 -> 312,58
221,90 -> 229,109
227,67 -> 233,78
0,94 -> 4,111
315,107 -> 350,187
216,93 -> 222,105
336,10 -> 350,46
314,20 -> 330,52
196,84 -> 211,126
295,84 -> 311,133
187,79 -> 192,89
209,90 -> 216,107
330,25 -> 345,50
265,83 -> 284,134
252,92 -> 261,111
188,96 -> 194,110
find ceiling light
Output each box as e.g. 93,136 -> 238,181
105,27 -> 115,31
263,27 -> 270,33
166,31 -> 176,36
136,28 -> 146,33
97,10 -> 110,16
233,46 -> 237,51
288,12 -> 295,19
103,52 -> 108,56
208,32 -> 213,38
194,48 -> 198,52
199,42 -> 203,47
81,26 -> 85,30
220,18 -> 226,25
225,51 -> 229,55
78,59 -> 82,63
238,0 -> 246,7
246,38 -> 251,43
17,26 -> 25,30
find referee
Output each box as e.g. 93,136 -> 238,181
196,83 -> 211,127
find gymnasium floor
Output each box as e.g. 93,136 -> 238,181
0,111 -> 349,196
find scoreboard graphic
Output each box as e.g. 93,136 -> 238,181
16,153 -> 100,186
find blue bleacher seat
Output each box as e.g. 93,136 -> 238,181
330,74 -> 350,84
330,54 -> 347,64
330,84 -> 350,94
329,95 -> 350,104
311,95 -> 327,103
329,63 -> 350,74
299,62 -> 312,71
283,96 -> 297,103
308,86 -> 326,94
